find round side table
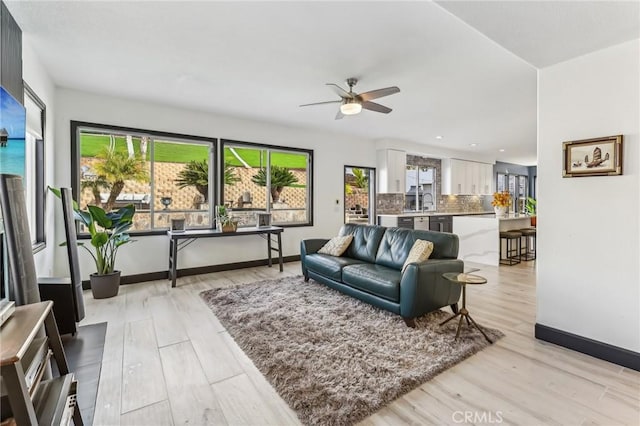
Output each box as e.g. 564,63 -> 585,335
440,272 -> 492,343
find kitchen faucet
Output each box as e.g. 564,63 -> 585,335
422,193 -> 434,212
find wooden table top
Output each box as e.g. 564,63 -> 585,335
0,301 -> 52,366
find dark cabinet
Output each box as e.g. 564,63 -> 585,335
429,216 -> 453,233
397,217 -> 414,229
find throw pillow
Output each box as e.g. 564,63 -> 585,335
318,235 -> 354,257
402,239 -> 434,273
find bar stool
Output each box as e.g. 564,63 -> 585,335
499,230 -> 522,265
519,228 -> 537,261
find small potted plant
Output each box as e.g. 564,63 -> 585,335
491,191 -> 512,217
525,197 -> 537,226
50,187 -> 136,299
215,205 -> 238,232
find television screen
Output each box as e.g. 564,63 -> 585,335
0,86 -> 27,178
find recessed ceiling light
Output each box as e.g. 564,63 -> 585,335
499,148 -> 505,152
435,136 -> 443,140
469,143 -> 478,147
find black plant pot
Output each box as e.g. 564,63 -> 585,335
90,270 -> 121,299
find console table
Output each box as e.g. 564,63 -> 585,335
167,226 -> 284,288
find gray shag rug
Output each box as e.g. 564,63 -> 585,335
200,276 -> 503,426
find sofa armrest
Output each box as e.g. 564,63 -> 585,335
300,239 -> 329,256
399,259 -> 464,318
300,239 -> 330,279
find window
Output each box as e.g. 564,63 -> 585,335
72,122 -> 216,233
221,140 -> 313,227
344,166 -> 375,224
24,86 -> 46,248
496,172 -> 527,213
404,164 -> 436,212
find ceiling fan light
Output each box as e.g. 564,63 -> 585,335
340,102 -> 362,115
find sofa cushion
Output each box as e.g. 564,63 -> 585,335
375,228 -> 417,270
304,254 -> 366,281
318,235 -> 353,256
402,239 -> 434,273
339,223 -> 386,263
342,264 -> 401,302
411,229 -> 459,259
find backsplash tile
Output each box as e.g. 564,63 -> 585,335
376,193 -> 404,214
437,194 -> 492,212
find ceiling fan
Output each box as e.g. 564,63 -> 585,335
300,78 -> 400,120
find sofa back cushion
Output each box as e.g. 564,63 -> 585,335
375,228 -> 460,270
338,224 -> 386,263
374,228 -> 417,270
412,229 -> 459,259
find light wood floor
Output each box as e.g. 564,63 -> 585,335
82,261 -> 640,426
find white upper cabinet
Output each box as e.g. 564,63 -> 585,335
377,149 -> 406,193
442,159 -> 494,195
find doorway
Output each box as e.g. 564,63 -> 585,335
344,166 -> 375,224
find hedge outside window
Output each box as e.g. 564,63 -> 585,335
72,122 -> 216,233
221,140 -> 313,227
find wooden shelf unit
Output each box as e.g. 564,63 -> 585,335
0,301 -> 83,425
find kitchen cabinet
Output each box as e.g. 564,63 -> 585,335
429,215 -> 453,233
482,164 -> 494,194
377,149 -> 406,193
378,215 -> 414,229
442,159 -> 493,195
377,215 -> 430,230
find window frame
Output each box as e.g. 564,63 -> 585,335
70,121 -> 218,236
23,83 -> 46,253
220,139 -> 314,228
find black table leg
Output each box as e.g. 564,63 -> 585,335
170,238 -> 178,288
277,231 -> 283,272
267,232 -> 273,267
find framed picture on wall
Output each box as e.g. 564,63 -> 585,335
563,135 -> 623,177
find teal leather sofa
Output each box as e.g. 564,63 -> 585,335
300,224 -> 463,327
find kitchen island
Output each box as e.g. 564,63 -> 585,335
453,214 -> 535,266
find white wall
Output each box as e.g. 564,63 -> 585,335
53,88 -> 378,278
375,138 -> 497,164
22,36 -> 57,277
537,39 -> 640,352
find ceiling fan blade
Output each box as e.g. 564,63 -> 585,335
299,100 -> 342,107
335,110 -> 344,120
362,101 -> 392,114
326,83 -> 353,99
357,86 -> 400,102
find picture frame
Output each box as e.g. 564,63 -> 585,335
563,135 -> 623,178
256,212 -> 272,228
170,218 -> 186,232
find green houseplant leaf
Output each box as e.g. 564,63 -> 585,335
49,187 -> 137,276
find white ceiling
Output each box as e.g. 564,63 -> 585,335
5,1 -> 638,166
436,0 -> 640,68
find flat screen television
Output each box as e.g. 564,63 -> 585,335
0,86 -> 26,178
0,86 -> 25,317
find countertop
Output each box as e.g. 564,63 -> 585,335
377,211 -> 494,218
455,214 -> 535,221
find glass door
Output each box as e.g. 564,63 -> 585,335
344,166 -> 375,224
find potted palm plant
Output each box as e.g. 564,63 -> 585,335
175,160 -> 240,209
215,205 -> 238,232
251,165 -> 299,204
50,187 -> 136,299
